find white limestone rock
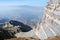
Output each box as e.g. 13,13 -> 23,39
36,0 -> 60,40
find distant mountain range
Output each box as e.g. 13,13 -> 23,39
0,18 -> 9,23
0,5 -> 44,26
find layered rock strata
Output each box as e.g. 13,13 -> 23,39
36,0 -> 60,40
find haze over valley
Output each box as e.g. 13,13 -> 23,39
0,5 -> 44,26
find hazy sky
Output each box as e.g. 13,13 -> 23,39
0,0 -> 49,6
0,0 -> 49,22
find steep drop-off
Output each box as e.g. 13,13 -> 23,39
36,0 -> 60,40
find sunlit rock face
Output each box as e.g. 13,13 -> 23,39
36,0 -> 60,40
